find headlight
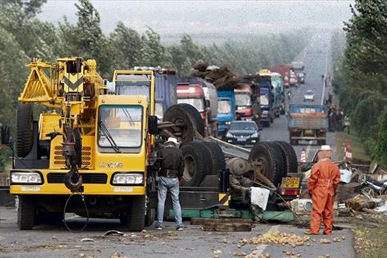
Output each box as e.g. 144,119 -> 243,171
250,132 -> 259,138
112,173 -> 144,185
225,121 -> 231,125
226,132 -> 233,137
11,172 -> 42,184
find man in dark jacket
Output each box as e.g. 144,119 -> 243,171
155,137 -> 184,231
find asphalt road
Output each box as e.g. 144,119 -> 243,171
0,206 -> 355,258
260,33 -> 337,163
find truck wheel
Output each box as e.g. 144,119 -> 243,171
164,104 -> 205,144
122,196 -> 145,232
181,141 -> 212,186
264,142 -> 286,183
16,103 -> 34,158
248,142 -> 284,187
276,141 -> 298,175
202,141 -> 225,175
145,208 -> 155,227
18,196 -> 36,230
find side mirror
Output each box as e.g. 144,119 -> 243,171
1,125 -> 10,145
148,116 -> 158,135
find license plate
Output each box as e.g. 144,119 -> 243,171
237,138 -> 246,142
281,177 -> 300,188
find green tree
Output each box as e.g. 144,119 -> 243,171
333,0 -> 387,164
140,28 -> 167,66
109,21 -> 142,70
59,0 -> 111,76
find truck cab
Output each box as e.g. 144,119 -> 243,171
256,70 -> 274,126
217,88 -> 235,137
113,70 -> 155,115
288,104 -> 328,145
176,82 -> 208,134
271,72 -> 285,115
234,83 -> 253,121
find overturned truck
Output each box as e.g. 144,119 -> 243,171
160,103 -> 300,220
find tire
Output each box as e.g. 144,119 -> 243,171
202,141 -> 225,175
18,196 -> 36,230
361,186 -> 377,199
145,208 -> 155,227
276,141 -> 298,175
164,104 -> 205,144
16,103 -> 34,157
122,196 -> 145,232
248,142 -> 284,186
265,142 -> 286,183
181,141 -> 212,186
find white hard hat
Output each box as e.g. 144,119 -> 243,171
166,137 -> 178,145
319,145 -> 332,151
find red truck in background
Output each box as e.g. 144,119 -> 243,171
176,80 -> 218,136
234,83 -> 253,121
271,64 -> 292,88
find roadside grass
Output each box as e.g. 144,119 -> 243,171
354,220 -> 387,258
335,133 -> 386,257
335,132 -> 371,163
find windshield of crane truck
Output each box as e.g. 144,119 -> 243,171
98,105 -> 143,151
177,98 -> 205,112
116,81 -> 150,101
115,74 -> 151,101
235,93 -> 252,107
218,100 -> 231,114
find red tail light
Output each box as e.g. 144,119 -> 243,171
281,189 -> 299,196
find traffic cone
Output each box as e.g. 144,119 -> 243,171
300,148 -> 306,163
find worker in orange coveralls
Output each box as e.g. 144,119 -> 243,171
307,145 -> 340,235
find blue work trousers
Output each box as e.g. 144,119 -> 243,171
157,176 -> 183,227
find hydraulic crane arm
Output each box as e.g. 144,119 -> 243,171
18,60 -> 60,108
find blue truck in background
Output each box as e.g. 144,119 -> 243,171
256,69 -> 283,127
217,88 -> 235,137
154,72 -> 179,121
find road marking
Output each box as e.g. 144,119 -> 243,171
249,225 -> 280,257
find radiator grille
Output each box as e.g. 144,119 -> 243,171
47,173 -> 107,184
53,146 -> 92,168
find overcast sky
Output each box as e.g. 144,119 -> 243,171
39,0 -> 354,37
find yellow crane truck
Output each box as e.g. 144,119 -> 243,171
10,57 -> 158,230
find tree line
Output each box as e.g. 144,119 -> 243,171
332,0 -> 387,165
0,0 -> 309,170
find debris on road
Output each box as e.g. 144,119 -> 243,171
240,231 -> 309,246
102,230 -> 125,237
319,238 -> 331,244
80,238 -> 95,243
346,194 -> 377,211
